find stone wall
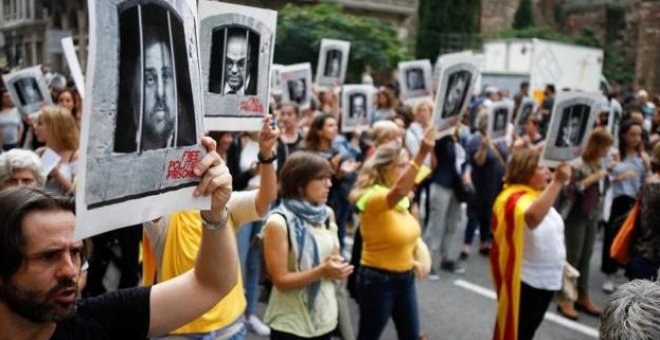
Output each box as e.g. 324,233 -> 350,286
480,0 -> 519,33
635,2 -> 660,95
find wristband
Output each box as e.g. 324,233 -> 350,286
409,160 -> 421,171
257,151 -> 277,164
201,207 -> 229,231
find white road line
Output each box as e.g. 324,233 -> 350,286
453,279 -> 599,339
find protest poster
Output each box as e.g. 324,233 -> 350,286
271,64 -> 284,96
432,53 -> 480,137
315,39 -> 350,89
2,66 -> 52,117
608,98 -> 622,147
488,101 -> 513,143
280,63 -> 312,110
199,0 -> 276,132
398,59 -> 432,104
76,0 -> 209,239
514,97 -> 536,135
341,85 -> 374,133
540,92 -> 601,167
61,37 -> 86,99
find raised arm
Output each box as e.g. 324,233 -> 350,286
524,162 -> 571,229
386,127 -> 435,208
147,137 -> 238,337
255,115 -> 279,216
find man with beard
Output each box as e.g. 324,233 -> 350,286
0,137 -> 239,339
114,8 -> 195,153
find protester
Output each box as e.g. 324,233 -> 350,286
557,128 -> 614,319
350,131 -> 433,339
263,152 -> 353,340
56,88 -> 83,126
34,105 -> 79,194
0,88 -> 23,151
373,86 -> 397,123
491,149 -> 571,340
142,118 -> 278,339
600,280 -> 660,340
462,112 -> 507,258
276,103 -> 304,172
627,142 -> 660,281
538,84 -> 556,137
602,120 -> 649,293
0,136 -> 239,338
512,116 -> 544,153
0,148 -> 45,190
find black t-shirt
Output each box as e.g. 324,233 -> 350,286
51,286 -> 151,340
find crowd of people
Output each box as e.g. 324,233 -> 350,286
1,63 -> 660,340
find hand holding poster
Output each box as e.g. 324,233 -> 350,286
398,59 -> 432,104
341,85 -> 374,133
280,63 -> 313,110
432,53 -> 480,137
199,0 -> 276,132
488,101 -> 514,143
76,0 -> 208,239
316,39 -> 350,89
2,66 -> 52,117
540,91 -> 601,167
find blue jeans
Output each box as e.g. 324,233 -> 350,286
463,207 -> 492,246
356,266 -> 419,340
236,221 -> 263,316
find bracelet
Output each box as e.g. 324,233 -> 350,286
257,152 -> 277,164
409,160 -> 421,171
201,207 -> 229,231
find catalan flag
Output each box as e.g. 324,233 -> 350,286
490,184 -> 539,340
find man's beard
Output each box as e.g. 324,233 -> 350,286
0,277 -> 78,323
145,99 -> 175,138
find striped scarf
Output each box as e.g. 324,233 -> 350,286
490,184 -> 539,340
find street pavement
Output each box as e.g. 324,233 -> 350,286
249,219 -> 626,340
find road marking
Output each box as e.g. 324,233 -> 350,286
453,279 -> 599,339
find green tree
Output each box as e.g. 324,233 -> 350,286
513,0 -> 534,29
415,0 -> 480,61
275,4 -> 410,82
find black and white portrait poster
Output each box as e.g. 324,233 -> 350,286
540,92 -> 600,167
432,53 -> 480,136
315,39 -> 350,89
488,101 -> 513,143
398,59 -> 432,104
200,0 -> 276,132
514,97 -> 536,135
280,63 -> 312,110
341,85 -> 374,133
76,0 -> 208,239
1,66 -> 52,117
271,64 -> 284,96
608,98 -> 622,148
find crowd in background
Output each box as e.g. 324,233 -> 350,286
1,64 -> 660,340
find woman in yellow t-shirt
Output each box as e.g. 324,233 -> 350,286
349,127 -> 434,340
263,152 -> 354,339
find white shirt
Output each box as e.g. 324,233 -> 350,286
521,207 -> 566,290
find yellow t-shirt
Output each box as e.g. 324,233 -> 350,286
142,191 -> 260,334
358,189 -> 421,272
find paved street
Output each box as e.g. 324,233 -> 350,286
249,216 -> 626,340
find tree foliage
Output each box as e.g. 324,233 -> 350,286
275,4 -> 410,82
513,0 -> 534,29
415,0 -> 480,61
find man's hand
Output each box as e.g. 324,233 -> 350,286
195,137 -> 232,223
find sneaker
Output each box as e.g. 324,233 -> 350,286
428,268 -> 440,281
247,314 -> 270,337
602,280 -> 616,294
440,261 -> 466,274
